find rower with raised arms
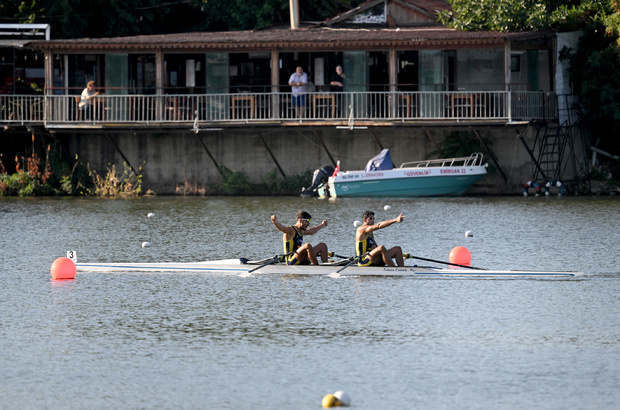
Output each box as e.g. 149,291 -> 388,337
271,211 -> 330,265
356,210 -> 405,267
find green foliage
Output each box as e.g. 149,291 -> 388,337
208,165 -> 312,195
196,0 -> 357,31
559,29 -> 620,152
259,169 -> 313,193
438,0 -> 552,31
60,155 -> 91,195
438,0 -> 616,33
1,0 -> 366,38
217,165 -> 252,195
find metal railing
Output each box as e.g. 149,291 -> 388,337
400,153 -> 485,168
0,91 -> 556,125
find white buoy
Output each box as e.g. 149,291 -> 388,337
147,213 -> 154,217
353,220 -> 362,227
465,231 -> 473,237
142,242 -> 151,248
384,205 -> 391,210
334,391 -> 351,406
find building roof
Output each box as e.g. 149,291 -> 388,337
28,27 -> 552,51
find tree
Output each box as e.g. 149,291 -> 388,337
0,0 -> 366,38
560,29 -> 620,152
439,0 -> 620,157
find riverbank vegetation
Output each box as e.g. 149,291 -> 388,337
175,166 -> 313,196
0,138 -> 152,197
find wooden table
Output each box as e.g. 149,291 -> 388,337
231,95 -> 255,119
312,94 -> 336,118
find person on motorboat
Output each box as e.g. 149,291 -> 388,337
356,210 -> 405,267
271,211 -> 330,265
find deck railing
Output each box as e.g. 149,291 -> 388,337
0,91 -> 556,125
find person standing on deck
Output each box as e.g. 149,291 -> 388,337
288,66 -> 308,118
330,65 -> 345,117
271,211 -> 329,265
356,210 -> 405,267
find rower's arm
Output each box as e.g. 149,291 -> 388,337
304,220 -> 328,235
271,215 -> 294,235
368,214 -> 406,232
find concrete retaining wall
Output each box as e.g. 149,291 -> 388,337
67,126 -> 574,195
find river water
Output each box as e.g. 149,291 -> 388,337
1,196 -> 619,409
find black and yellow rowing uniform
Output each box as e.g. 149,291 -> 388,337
283,226 -> 308,265
356,232 -> 382,266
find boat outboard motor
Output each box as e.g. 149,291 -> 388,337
300,165 -> 335,197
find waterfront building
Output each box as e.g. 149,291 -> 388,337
0,1 -> 586,194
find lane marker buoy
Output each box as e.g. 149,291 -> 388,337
465,231 -> 473,237
50,257 -> 76,280
334,391 -> 351,406
449,246 -> 471,266
142,242 -> 151,248
384,205 -> 391,210
322,394 -> 340,408
147,213 -> 154,217
353,220 -> 362,227
322,391 -> 351,407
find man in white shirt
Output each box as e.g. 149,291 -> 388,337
79,81 -> 100,120
288,66 -> 307,118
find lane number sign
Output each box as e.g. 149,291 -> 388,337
67,251 -> 77,263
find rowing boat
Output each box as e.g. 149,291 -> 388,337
76,259 -> 584,277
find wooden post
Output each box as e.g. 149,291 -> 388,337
271,50 -> 280,119
389,47 -> 397,118
155,49 -> 164,121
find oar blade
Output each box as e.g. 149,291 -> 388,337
326,272 -> 342,279
237,271 -> 253,278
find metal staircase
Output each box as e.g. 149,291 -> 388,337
521,94 -> 590,196
533,123 -> 567,182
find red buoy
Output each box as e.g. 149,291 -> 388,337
449,246 -> 471,266
50,257 -> 76,280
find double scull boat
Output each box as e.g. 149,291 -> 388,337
76,258 -> 584,277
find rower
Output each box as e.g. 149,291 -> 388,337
271,211 -> 330,265
355,210 -> 405,267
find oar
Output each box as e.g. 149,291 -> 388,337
238,252 -> 292,278
328,252 -> 351,260
404,253 -> 487,270
326,253 -> 368,278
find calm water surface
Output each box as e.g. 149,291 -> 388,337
1,196 -> 619,409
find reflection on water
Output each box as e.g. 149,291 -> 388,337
1,196 -> 620,409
